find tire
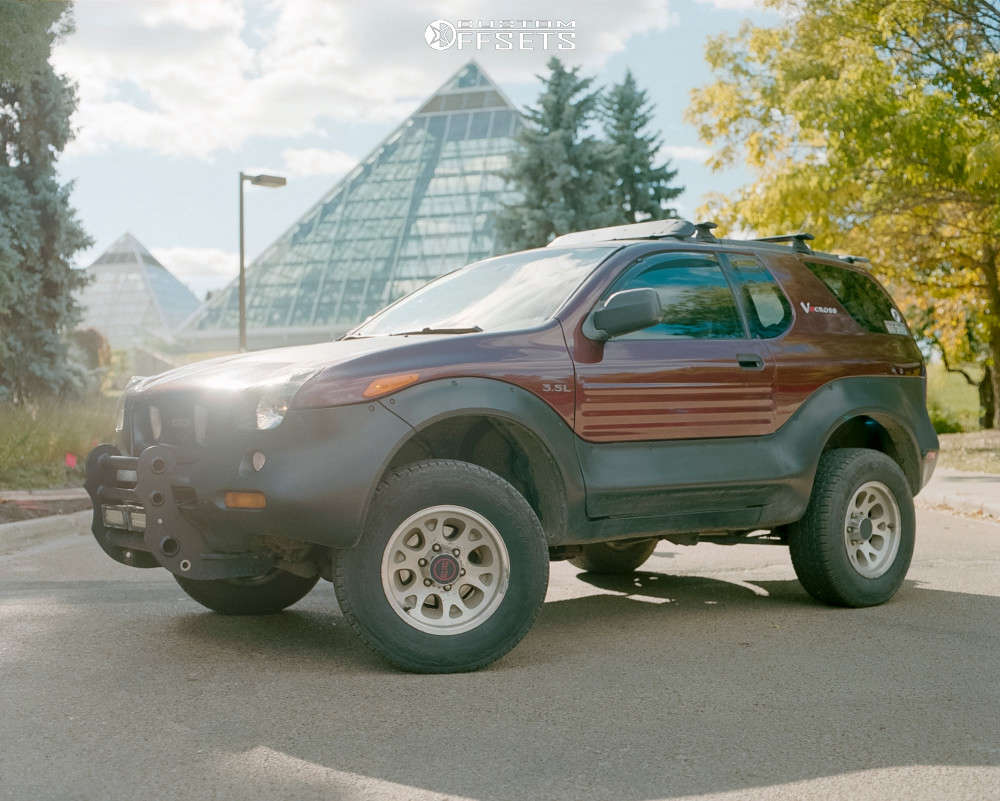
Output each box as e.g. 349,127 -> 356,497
789,448 -> 915,607
570,539 -> 658,574
334,459 -> 549,673
174,569 -> 319,615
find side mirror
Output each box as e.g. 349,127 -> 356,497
589,288 -> 661,340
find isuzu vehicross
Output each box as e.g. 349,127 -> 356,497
86,219 -> 939,673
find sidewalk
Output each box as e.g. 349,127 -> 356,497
918,467 -> 1000,521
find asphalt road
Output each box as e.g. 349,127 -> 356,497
2,508 -> 998,801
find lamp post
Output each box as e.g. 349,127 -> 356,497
238,171 -> 286,351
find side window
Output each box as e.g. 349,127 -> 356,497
727,255 -> 792,338
805,261 -> 907,335
609,252 -> 745,340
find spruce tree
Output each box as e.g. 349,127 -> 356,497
496,58 -> 617,251
602,69 -> 683,223
0,1 -> 91,402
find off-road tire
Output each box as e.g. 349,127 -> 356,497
789,448 -> 915,607
334,459 -> 549,674
570,539 -> 658,574
174,570 -> 319,615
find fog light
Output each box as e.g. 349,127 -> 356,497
103,507 -> 126,528
225,491 -> 267,509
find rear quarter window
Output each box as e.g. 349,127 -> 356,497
804,262 -> 908,335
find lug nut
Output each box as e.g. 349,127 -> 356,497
418,558 -> 427,567
460,569 -> 466,576
452,548 -> 460,556
432,543 -> 441,552
424,578 -> 433,586
443,584 -> 452,591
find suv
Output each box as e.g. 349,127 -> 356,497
85,219 -> 939,673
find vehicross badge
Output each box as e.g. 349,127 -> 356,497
800,301 -> 838,314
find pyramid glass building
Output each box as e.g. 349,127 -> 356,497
77,233 -> 200,348
183,62 -> 521,348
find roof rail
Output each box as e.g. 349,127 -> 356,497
754,233 -> 815,254
838,255 -> 871,265
547,219 -> 695,248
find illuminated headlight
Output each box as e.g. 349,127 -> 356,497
255,383 -> 296,430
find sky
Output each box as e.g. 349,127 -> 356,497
52,0 -> 776,299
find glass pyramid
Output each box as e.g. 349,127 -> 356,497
77,232 -> 200,348
184,61 -> 521,346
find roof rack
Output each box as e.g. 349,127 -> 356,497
546,219 -> 846,259
547,219 -> 695,248
754,233 -> 815,254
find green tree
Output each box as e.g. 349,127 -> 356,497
0,1 -> 91,403
603,69 -> 683,223
688,0 -> 1000,425
496,58 -> 617,251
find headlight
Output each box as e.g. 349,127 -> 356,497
255,382 -> 299,430
114,375 -> 147,432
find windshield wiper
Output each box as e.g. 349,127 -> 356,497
389,326 -> 483,336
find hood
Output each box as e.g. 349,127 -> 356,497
132,337 -> 412,396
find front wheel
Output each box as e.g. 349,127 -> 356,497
174,569 -> 319,615
789,448 -> 915,607
334,460 -> 549,673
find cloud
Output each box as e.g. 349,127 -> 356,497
695,0 -> 759,9
151,246 -> 237,299
280,148 -> 357,178
661,145 -> 713,162
53,0 -> 679,159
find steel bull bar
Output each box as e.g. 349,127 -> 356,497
84,443 -> 274,579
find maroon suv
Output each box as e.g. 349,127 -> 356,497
85,218 -> 939,673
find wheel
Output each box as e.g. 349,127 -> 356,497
333,459 -> 549,673
569,539 -> 658,574
789,448 -> 915,607
174,569 -> 319,615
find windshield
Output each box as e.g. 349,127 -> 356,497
350,246 -> 617,337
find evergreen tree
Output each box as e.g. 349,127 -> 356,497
496,58 -> 617,251
603,69 -> 683,223
0,1 -> 91,403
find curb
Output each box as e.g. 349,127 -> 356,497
0,509 -> 92,555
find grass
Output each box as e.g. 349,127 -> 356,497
0,397 -> 117,489
925,361 -> 982,432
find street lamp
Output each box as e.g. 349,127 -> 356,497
238,171 -> 286,351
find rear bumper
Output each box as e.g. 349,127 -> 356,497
83,401 -> 414,578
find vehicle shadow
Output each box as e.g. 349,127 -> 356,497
4,566 -> 1000,800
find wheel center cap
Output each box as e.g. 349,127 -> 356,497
859,517 -> 874,540
428,553 -> 460,585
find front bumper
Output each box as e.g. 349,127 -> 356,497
84,401 -> 414,578
85,443 -> 274,579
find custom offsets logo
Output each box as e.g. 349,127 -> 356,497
424,19 -> 576,51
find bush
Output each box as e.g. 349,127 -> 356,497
0,397 -> 116,488
928,403 -> 964,434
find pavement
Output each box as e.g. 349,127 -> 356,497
2,507 -> 999,801
918,467 -> 1000,520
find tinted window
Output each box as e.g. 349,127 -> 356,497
610,252 -> 745,340
727,255 -> 792,338
805,262 -> 907,335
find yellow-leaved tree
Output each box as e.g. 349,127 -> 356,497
688,0 -> 1000,426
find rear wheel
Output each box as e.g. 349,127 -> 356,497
789,448 -> 914,607
570,539 -> 658,574
174,570 -> 318,615
334,460 -> 549,673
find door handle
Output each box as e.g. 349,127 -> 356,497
737,353 -> 764,370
